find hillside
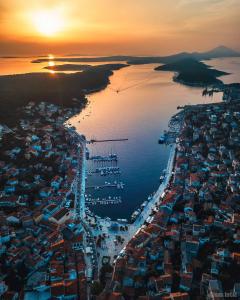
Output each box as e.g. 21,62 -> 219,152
0,64 -> 127,124
155,58 -> 229,86
43,64 -> 92,71
31,46 -> 240,66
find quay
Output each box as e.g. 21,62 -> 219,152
88,170 -> 121,176
86,197 -> 122,205
67,108 -> 182,282
86,182 -> 124,190
88,154 -> 118,162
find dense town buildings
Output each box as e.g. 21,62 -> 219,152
1,87 -> 240,299
101,100 -> 240,299
0,101 -> 88,299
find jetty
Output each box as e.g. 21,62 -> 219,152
86,181 -> 124,190
87,138 -> 128,144
89,154 -> 118,162
86,197 -> 122,205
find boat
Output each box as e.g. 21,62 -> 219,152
158,135 -> 166,144
159,175 -> 165,183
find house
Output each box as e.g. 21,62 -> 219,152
207,280 -> 223,300
189,173 -> 201,188
179,273 -> 192,291
155,274 -> 173,293
49,208 -> 72,225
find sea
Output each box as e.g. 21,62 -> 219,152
1,56 -> 239,220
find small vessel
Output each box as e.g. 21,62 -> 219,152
159,175 -> 165,183
158,135 -> 166,144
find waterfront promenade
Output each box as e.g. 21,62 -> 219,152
90,143 -> 177,266
68,105 -> 181,283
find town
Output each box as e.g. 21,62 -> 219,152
0,84 -> 240,300
101,88 -> 240,299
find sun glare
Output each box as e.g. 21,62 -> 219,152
33,10 -> 63,36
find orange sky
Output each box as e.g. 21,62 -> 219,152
1,0 -> 240,56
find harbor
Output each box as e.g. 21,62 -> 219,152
69,63 -> 223,219
86,181 -> 124,190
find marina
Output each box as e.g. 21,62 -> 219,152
85,196 -> 122,205
88,153 -> 118,162
69,62 -> 224,219
86,181 -> 124,190
88,169 -> 121,176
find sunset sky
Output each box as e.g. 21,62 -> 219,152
1,0 -> 240,56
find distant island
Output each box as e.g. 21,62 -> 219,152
43,63 -> 129,72
155,58 -> 229,86
32,46 -> 240,65
43,64 -> 92,71
31,46 -> 239,87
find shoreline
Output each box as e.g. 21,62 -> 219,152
107,95 -> 240,299
80,115 -> 181,266
133,144 -> 176,225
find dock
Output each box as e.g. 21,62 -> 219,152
87,138 -> 128,144
88,154 -> 118,162
86,197 -> 122,205
86,182 -> 124,190
88,166 -> 121,176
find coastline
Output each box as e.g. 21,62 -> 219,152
88,115 -> 181,266
103,113 -> 182,281
173,74 -> 223,87
133,144 -> 177,227
107,95 -> 240,299
0,64 -> 127,125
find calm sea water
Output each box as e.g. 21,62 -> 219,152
70,63 -> 227,220
1,57 -> 239,220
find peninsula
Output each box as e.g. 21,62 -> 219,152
155,57 -> 229,86
0,63 -> 127,124
30,46 -> 239,87
43,64 -> 92,71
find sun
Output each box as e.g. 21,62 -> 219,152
33,10 -> 63,36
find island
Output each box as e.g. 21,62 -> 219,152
32,46 -> 240,65
43,64 -> 92,71
30,46 -> 239,87
155,57 -> 229,86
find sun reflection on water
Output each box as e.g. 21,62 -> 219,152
48,54 -> 55,74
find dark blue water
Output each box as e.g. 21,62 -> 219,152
69,63 -> 224,220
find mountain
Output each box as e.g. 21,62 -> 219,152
193,46 -> 240,60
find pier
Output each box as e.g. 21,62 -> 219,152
86,182 -> 124,190
86,197 -> 122,205
88,166 -> 121,176
87,138 -> 128,144
88,154 -> 118,162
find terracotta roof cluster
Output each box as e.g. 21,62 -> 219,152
103,101 -> 240,299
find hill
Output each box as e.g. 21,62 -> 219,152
43,64 -> 92,71
0,64 -> 127,124
192,46 -> 240,60
155,58 -> 229,86
31,46 -> 240,66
